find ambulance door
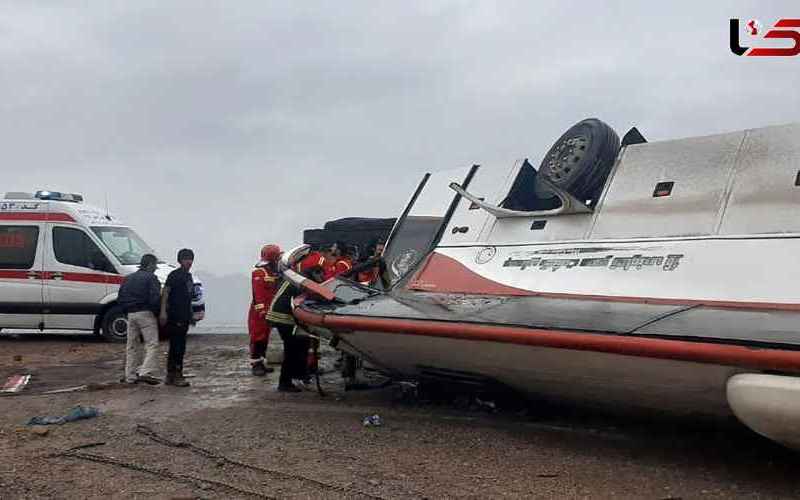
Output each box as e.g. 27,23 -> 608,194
0,223 -> 44,328
43,224 -> 116,330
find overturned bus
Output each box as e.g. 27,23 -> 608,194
288,119 -> 800,449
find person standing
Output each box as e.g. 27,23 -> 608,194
160,248 -> 195,387
119,254 -> 162,385
248,244 -> 281,376
266,253 -> 324,392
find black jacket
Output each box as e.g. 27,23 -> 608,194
118,270 -> 161,314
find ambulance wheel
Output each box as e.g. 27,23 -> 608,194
538,118 -> 620,202
101,305 -> 128,343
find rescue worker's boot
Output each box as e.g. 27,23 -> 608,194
251,359 -> 267,377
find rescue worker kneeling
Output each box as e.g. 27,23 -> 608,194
266,254 -> 323,392
248,244 -> 281,376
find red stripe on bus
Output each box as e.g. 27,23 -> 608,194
408,252 -> 800,312
294,307 -> 800,374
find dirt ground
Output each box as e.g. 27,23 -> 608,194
1,333 -> 799,500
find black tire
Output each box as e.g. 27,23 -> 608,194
101,305 -> 128,343
538,118 -> 620,202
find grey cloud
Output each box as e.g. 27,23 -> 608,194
1,1 -> 797,299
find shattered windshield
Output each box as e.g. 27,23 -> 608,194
91,226 -> 160,265
331,280 -> 379,304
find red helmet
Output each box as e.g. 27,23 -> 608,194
260,244 -> 281,264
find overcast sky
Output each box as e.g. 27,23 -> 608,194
2,1 -> 798,277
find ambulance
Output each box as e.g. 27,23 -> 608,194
0,190 -> 205,341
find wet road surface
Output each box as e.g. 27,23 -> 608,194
1,332 -> 799,499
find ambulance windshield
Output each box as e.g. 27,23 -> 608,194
91,226 -> 160,265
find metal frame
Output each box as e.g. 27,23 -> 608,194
449,174 -> 593,218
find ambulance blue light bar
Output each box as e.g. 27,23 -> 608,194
34,191 -> 84,203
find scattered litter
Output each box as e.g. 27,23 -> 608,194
2,374 -> 31,393
13,355 -> 23,362
362,414 -> 382,427
27,405 -> 102,426
536,473 -> 559,478
41,385 -> 87,395
30,426 -> 49,436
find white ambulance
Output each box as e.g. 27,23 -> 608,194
0,190 -> 205,341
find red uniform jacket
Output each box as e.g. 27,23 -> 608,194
296,251 -> 334,281
248,266 -> 279,343
357,267 -> 380,284
333,257 -> 353,277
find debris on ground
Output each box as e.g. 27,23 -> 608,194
41,385 -> 88,395
29,426 -> 49,436
362,414 -> 382,427
2,374 -> 31,393
27,405 -> 101,426
2,333 -> 796,499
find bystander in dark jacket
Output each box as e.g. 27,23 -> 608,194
160,248 -> 195,387
119,254 -> 162,385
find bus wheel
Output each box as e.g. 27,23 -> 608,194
538,118 -> 620,203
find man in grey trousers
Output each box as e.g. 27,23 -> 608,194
119,254 -> 162,385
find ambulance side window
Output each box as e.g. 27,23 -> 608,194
52,227 -> 115,273
0,226 -> 39,269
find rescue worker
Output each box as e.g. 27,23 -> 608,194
307,242 -> 348,377
351,240 -> 385,285
248,244 -> 281,376
318,243 -> 339,281
333,242 -> 353,277
266,253 -> 324,392
304,247 -> 328,278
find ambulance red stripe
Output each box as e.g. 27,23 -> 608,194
0,270 -> 31,280
0,270 -> 124,284
43,272 -> 125,284
0,212 -> 75,222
